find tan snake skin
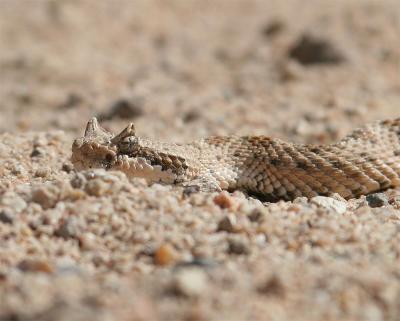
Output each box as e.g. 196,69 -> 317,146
71,117 -> 400,201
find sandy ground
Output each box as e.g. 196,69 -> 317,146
1,1 -> 400,320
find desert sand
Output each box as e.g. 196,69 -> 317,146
1,1 -> 400,320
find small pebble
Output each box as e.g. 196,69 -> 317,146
182,110 -> 201,123
85,179 -> 109,196
217,215 -> 236,233
11,164 -> 26,175
174,258 -> 218,269
58,93 -> 83,109
366,193 -> 389,208
35,167 -> 50,178
257,274 -> 285,297
227,238 -> 250,255
1,193 -> 27,213
311,196 -> 347,214
171,268 -> 208,297
154,243 -> 177,266
30,148 -> 42,158
182,185 -> 200,197
17,259 -> 54,273
293,197 -> 308,204
247,208 -> 264,222
54,218 -> 79,239
261,19 -> 285,38
70,173 -> 87,189
62,162 -> 74,173
79,232 -> 97,250
31,184 -> 60,209
98,98 -> 144,121
0,209 -> 14,224
288,33 -> 345,65
213,192 -> 235,209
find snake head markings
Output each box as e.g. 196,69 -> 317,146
71,117 -> 193,185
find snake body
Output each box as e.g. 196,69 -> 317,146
72,118 -> 400,201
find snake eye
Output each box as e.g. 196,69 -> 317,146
118,136 -> 138,153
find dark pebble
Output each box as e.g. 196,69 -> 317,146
227,238 -> 250,255
288,33 -> 345,65
182,185 -> 200,197
58,93 -> 83,109
217,216 -> 235,233
257,275 -> 285,297
261,20 -> 285,38
0,209 -> 14,224
174,258 -> 218,270
98,98 -> 144,121
54,218 -> 78,239
247,208 -> 264,222
30,148 -> 42,158
366,193 -> 389,208
62,162 -> 74,173
182,110 -> 201,123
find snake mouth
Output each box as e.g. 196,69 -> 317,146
109,154 -> 177,184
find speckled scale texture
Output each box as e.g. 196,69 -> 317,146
72,118 -> 400,201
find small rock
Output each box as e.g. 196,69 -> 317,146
329,193 -> 347,202
257,274 -> 285,297
154,243 -> 177,266
55,264 -> 83,276
311,196 -> 347,214
217,215 -> 236,233
30,148 -> 42,158
293,196 -> 308,204
55,218 -> 79,239
0,193 -> 27,213
171,268 -> 208,297
182,185 -> 200,197
182,110 -> 201,123
279,60 -> 303,82
17,259 -> 54,273
79,232 -> 97,250
98,98 -> 144,121
366,193 -> 389,208
227,237 -> 250,255
62,162 -> 74,173
31,184 -> 60,209
288,33 -> 345,65
11,164 -> 26,175
0,209 -> 14,224
34,168 -> 50,178
174,258 -> 218,269
247,208 -> 264,222
261,19 -> 285,38
70,173 -> 87,189
58,93 -> 82,109
213,192 -> 235,209
84,179 -> 109,197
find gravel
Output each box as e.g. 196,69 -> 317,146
1,1 -> 400,321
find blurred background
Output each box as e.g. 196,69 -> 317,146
1,0 -> 399,143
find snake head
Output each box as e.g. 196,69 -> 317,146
71,117 -> 141,170
71,118 -> 188,185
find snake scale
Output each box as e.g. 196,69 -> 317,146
71,117 -> 400,201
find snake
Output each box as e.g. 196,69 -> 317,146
71,117 -> 400,201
